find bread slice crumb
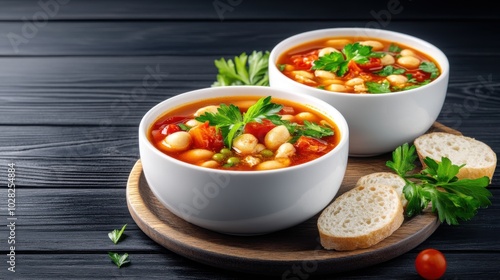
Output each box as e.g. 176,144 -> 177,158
414,132 -> 497,180
317,185 -> 404,251
356,172 -> 407,208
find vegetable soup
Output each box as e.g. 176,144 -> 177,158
277,36 -> 441,94
149,96 -> 340,171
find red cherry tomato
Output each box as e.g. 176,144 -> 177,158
415,248 -> 447,280
151,124 -> 181,142
289,50 -> 319,70
356,57 -> 383,71
344,60 -> 363,79
294,136 -> 328,154
189,122 -> 224,151
408,70 -> 431,82
151,115 -> 188,130
244,119 -> 276,143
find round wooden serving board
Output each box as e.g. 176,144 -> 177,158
126,122 -> 460,276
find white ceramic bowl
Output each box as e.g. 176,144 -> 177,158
138,86 -> 349,235
269,28 -> 449,156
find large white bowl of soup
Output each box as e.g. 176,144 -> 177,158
138,86 -> 349,235
269,28 -> 449,156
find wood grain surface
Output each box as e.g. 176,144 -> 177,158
125,123 -> 461,276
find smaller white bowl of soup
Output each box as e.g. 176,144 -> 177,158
139,86 -> 349,235
269,28 -> 449,156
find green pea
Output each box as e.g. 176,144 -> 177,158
227,157 -> 240,166
260,149 -> 274,157
220,148 -> 232,156
212,153 -> 225,162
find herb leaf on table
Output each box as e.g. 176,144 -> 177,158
108,252 -> 130,268
212,51 -> 270,86
108,224 -> 127,244
386,143 -> 492,225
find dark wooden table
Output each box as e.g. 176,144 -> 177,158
0,1 -> 499,279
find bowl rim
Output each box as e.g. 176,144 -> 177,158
269,27 -> 450,98
139,85 -> 349,175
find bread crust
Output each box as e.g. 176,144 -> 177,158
414,132 -> 497,181
318,185 -> 404,251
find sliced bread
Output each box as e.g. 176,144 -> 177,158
356,172 -> 407,208
317,185 -> 404,251
414,132 -> 497,181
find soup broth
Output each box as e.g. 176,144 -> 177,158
277,36 -> 441,94
149,96 -> 340,171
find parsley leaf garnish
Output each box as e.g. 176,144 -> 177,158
386,143 -> 492,225
311,52 -> 346,74
343,42 -> 372,64
389,43 -> 402,53
375,65 -> 406,76
406,73 -> 417,83
301,120 -> 334,138
196,96 -> 334,149
366,80 -> 391,93
419,61 -> 440,79
212,51 -> 270,87
312,43 -> 375,77
108,224 -> 127,244
196,96 -> 282,148
108,252 -> 130,268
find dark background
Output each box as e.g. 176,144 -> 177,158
0,0 -> 499,279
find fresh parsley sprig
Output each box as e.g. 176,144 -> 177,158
312,43 -> 376,77
196,96 -> 282,148
196,96 -> 334,149
386,143 -> 492,225
108,224 -> 127,244
212,51 -> 270,87
375,65 -> 405,77
108,252 -> 130,268
108,224 -> 130,268
366,80 -> 391,93
419,61 -> 440,79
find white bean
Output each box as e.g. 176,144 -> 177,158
264,125 -> 290,150
161,131 -> 192,152
295,112 -> 319,123
326,84 -> 347,92
325,39 -> 352,49
294,74 -> 316,85
318,47 -> 340,57
275,143 -> 296,159
359,40 -> 384,51
194,105 -> 219,117
345,77 -> 364,86
243,156 -> 261,167
322,79 -> 344,85
397,56 -> 420,69
292,70 -> 314,79
232,133 -> 258,155
381,54 -> 395,65
400,49 -> 417,57
178,149 -> 214,164
185,119 -> 202,127
231,100 -> 256,111
386,74 -> 408,86
280,114 -> 295,122
255,158 -> 291,171
354,84 -> 368,93
199,160 -> 219,168
253,143 -> 266,153
314,70 -> 336,80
